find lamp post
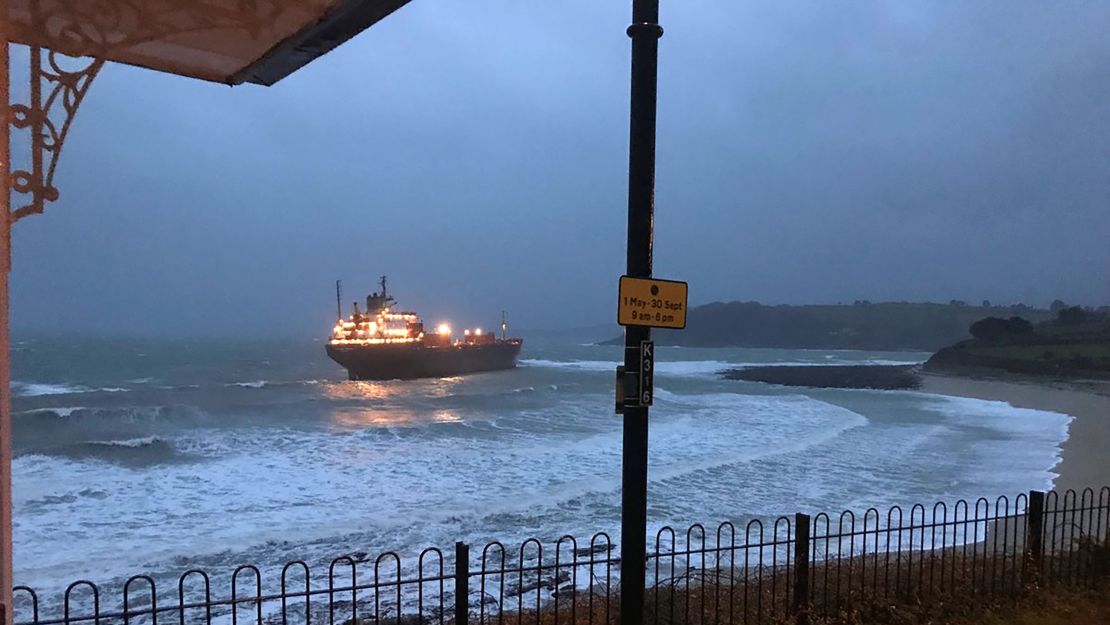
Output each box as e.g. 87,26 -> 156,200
620,2 -> 662,625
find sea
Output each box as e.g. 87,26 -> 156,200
10,332 -> 1071,603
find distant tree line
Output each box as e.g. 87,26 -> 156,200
621,298 -> 1107,352
969,306 -> 1103,344
969,317 -> 1034,343
636,301 -> 1056,351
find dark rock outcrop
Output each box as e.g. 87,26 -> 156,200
722,365 -> 921,390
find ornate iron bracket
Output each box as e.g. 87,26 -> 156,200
5,0 -> 339,223
8,47 -> 104,223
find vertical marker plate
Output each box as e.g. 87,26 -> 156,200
639,340 -> 654,406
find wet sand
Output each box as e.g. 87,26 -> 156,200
920,373 -> 1110,494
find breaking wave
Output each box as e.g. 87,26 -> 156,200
23,436 -> 182,467
17,406 -> 87,418
13,382 -> 87,397
13,382 -> 132,397
91,436 -> 165,448
6,342 -> 1069,601
225,379 -> 328,390
13,405 -> 213,431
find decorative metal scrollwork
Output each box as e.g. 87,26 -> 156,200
6,0 -> 333,222
9,48 -> 104,223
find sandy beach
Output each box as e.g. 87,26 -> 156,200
920,373 -> 1110,494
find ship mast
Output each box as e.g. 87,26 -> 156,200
380,275 -> 388,300
501,310 -> 508,340
336,280 -> 343,321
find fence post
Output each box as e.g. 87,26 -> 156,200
455,542 -> 469,625
1024,490 -> 1045,585
794,513 -> 811,625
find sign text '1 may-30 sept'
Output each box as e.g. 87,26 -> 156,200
617,276 -> 688,329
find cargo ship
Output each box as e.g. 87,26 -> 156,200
326,277 -> 523,380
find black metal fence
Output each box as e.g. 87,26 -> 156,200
10,487 -> 1110,625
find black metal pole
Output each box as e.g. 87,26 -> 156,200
621,2 -> 661,625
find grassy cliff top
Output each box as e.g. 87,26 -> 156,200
926,307 -> 1110,376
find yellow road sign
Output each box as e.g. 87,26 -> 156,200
617,276 -> 688,329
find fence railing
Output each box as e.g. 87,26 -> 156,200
9,487 -> 1110,625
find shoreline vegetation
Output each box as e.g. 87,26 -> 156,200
925,306 -> 1110,379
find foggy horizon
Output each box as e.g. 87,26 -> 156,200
10,0 -> 1110,338
8,294 -> 1098,341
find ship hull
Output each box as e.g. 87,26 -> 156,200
326,341 -> 523,380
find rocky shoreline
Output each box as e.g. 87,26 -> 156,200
721,365 -> 921,390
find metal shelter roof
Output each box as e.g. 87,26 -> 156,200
5,0 -> 411,85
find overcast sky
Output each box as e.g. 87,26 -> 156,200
10,0 -> 1110,337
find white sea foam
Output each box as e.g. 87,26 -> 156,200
228,381 -> 268,389
656,360 -> 737,376
922,395 -> 1071,493
8,349 -> 1073,601
520,358 -> 616,371
13,382 -> 89,397
18,407 -> 87,418
12,382 -> 135,396
89,436 -> 164,448
863,359 -> 925,366
926,395 -> 1070,437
